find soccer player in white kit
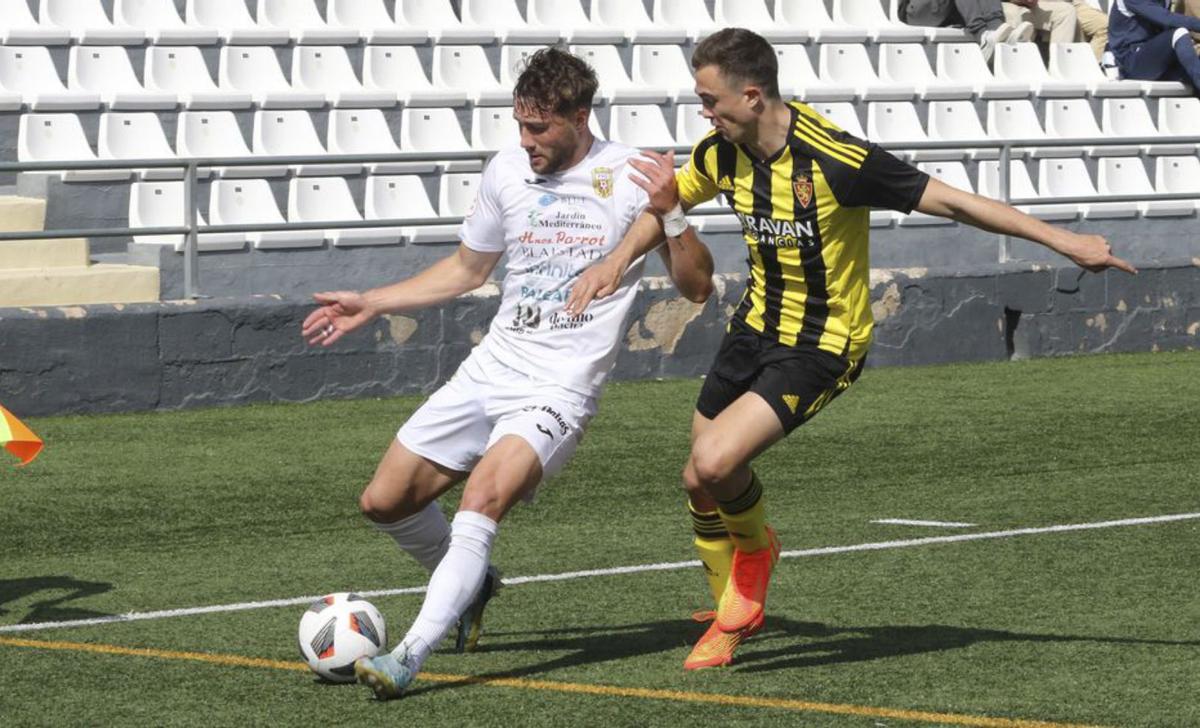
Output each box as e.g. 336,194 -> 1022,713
300,48 -> 715,700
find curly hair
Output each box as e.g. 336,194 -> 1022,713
512,46 -> 599,114
691,28 -> 781,100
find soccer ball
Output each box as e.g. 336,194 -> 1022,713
297,593 -> 387,683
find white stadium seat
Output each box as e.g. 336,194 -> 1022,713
400,107 -> 479,171
98,112 -> 179,180
808,102 -> 866,138
0,0 -> 70,44
1157,97 -> 1200,136
252,110 -> 360,176
774,0 -> 869,43
39,0 -> 145,45
936,43 -> 1028,99
219,46 -> 325,109
653,0 -> 720,40
609,105 -> 676,147
187,0 -> 289,45
129,181 -> 245,251
571,45 -> 667,104
775,45 -> 853,102
114,0 -> 218,45
675,104 -> 711,146
0,46 -> 101,110
1155,156 -> 1200,196
68,46 -> 176,110
145,46 -> 253,110
461,0 -> 558,43
878,44 -> 973,101
978,159 -> 1076,221
256,0 -> 359,45
288,177 -> 400,247
1048,42 -> 1138,97
432,46 -> 511,106
1098,157 -> 1194,217
590,0 -> 687,43
18,112 -> 131,181
927,101 -> 997,160
901,161 -> 973,226
886,0 -> 969,41
365,175 -> 455,243
526,0 -> 624,43
631,45 -> 698,103
326,0 -> 426,44
994,43 -> 1086,98
869,101 -> 962,161
986,99 -> 1073,159
820,44 -> 916,101
363,46 -> 468,107
832,0 -> 926,42
499,45 -> 544,86
326,108 -> 428,174
713,0 -> 808,42
1040,157 -> 1136,219
438,173 -> 482,218
1101,98 -> 1178,155
1044,98 -> 1136,156
291,46 -> 396,109
210,178 -> 323,248
470,106 -> 519,151
176,110 -> 286,178
395,0 -> 493,44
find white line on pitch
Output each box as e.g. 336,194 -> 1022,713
871,519 -> 977,528
2,511 -> 1197,635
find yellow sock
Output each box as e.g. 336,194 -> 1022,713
689,505 -> 734,605
717,473 -> 770,553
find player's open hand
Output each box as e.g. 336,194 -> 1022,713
630,150 -> 679,216
564,256 -> 624,315
1068,234 -> 1137,275
302,290 -> 374,347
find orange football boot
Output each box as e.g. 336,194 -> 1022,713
683,610 -> 764,670
716,526 -> 780,633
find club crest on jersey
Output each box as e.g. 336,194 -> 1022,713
591,166 -> 614,199
792,174 -> 814,209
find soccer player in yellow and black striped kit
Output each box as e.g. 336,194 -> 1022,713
565,28 -> 1135,670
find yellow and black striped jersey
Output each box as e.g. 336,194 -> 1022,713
676,101 -> 930,361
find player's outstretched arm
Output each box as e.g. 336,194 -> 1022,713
302,243 -> 503,347
914,177 -> 1138,275
565,150 -> 714,314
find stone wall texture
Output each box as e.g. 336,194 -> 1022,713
2,261 -> 1197,417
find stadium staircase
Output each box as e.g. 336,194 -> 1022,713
0,192 -> 157,306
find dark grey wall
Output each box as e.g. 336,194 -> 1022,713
3,261 -> 1197,417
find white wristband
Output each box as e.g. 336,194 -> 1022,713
661,203 -> 688,238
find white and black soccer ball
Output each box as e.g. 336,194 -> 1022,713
297,592 -> 387,683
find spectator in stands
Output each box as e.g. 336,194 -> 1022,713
1173,0 -> 1200,52
1109,0 -> 1200,91
898,0 -> 1035,61
1003,0 -> 1080,46
1073,0 -> 1111,60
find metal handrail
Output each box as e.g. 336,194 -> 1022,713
1,133 -> 1197,297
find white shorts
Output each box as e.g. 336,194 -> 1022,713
397,346 -> 598,482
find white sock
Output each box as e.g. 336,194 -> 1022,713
373,501 -> 451,573
393,510 -> 498,670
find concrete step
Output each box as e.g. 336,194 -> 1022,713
0,196 -> 46,233
0,264 -> 159,307
0,238 -> 90,269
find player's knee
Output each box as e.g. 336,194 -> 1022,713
688,444 -> 736,489
458,479 -> 509,521
358,483 -> 414,523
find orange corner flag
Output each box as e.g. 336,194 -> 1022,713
0,405 -> 43,466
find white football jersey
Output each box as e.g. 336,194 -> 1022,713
460,139 -> 651,397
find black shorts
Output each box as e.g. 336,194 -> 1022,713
696,321 -> 865,434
